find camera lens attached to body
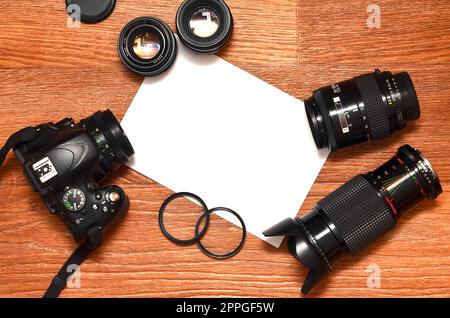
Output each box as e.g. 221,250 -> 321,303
305,70 -> 420,151
264,144 -> 442,295
83,110 -> 134,165
176,0 -> 233,54
118,17 -> 177,76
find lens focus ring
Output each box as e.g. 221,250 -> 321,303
354,73 -> 390,140
318,175 -> 396,254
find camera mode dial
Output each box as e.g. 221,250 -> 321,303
63,188 -> 86,212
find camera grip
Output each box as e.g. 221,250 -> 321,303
61,184 -> 129,242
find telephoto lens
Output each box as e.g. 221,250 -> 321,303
176,0 -> 233,54
264,145 -> 442,295
305,69 -> 420,151
118,17 -> 177,76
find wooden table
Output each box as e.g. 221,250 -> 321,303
0,0 -> 449,298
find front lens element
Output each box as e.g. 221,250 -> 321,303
133,32 -> 161,59
367,145 -> 443,214
189,7 -> 220,38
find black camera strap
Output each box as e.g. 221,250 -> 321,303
0,127 -> 38,165
44,225 -> 102,298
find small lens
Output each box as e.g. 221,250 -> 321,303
176,0 -> 233,54
133,32 -> 161,59
118,17 -> 177,76
189,7 -> 220,38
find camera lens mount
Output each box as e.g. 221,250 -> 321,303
118,17 -> 177,76
176,0 -> 233,54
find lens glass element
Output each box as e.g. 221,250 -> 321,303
189,7 -> 220,38
366,145 -> 442,214
133,32 -> 161,60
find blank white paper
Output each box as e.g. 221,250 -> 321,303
121,41 -> 329,247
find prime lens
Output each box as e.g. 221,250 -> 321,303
118,17 -> 177,76
176,0 -> 233,54
83,110 -> 135,165
264,145 -> 442,294
305,70 -> 420,151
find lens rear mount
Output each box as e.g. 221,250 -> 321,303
118,17 -> 177,76
176,0 -> 233,54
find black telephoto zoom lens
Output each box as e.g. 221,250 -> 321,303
305,70 -> 420,151
264,145 -> 442,295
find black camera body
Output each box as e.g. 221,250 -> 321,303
13,110 -> 134,242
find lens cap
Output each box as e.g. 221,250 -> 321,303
66,0 -> 115,23
176,0 -> 233,54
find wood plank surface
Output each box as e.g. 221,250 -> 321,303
0,0 -> 449,297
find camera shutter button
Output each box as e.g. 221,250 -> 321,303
108,191 -> 121,203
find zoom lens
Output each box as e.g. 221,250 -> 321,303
83,110 -> 135,165
305,70 -> 420,151
176,0 -> 233,54
264,145 -> 442,294
118,17 -> 177,76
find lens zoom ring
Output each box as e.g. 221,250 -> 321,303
354,74 -> 390,140
318,176 -> 396,254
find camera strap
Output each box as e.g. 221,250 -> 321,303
43,225 -> 102,298
0,127 -> 38,165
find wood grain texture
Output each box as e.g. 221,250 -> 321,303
0,0 -> 450,298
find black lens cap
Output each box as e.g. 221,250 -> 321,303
66,0 -> 116,23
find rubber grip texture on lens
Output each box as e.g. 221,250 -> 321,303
318,176 -> 396,254
354,74 -> 390,140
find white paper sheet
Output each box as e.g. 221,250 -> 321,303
121,40 -> 329,247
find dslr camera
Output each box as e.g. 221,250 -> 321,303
12,110 -> 134,242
